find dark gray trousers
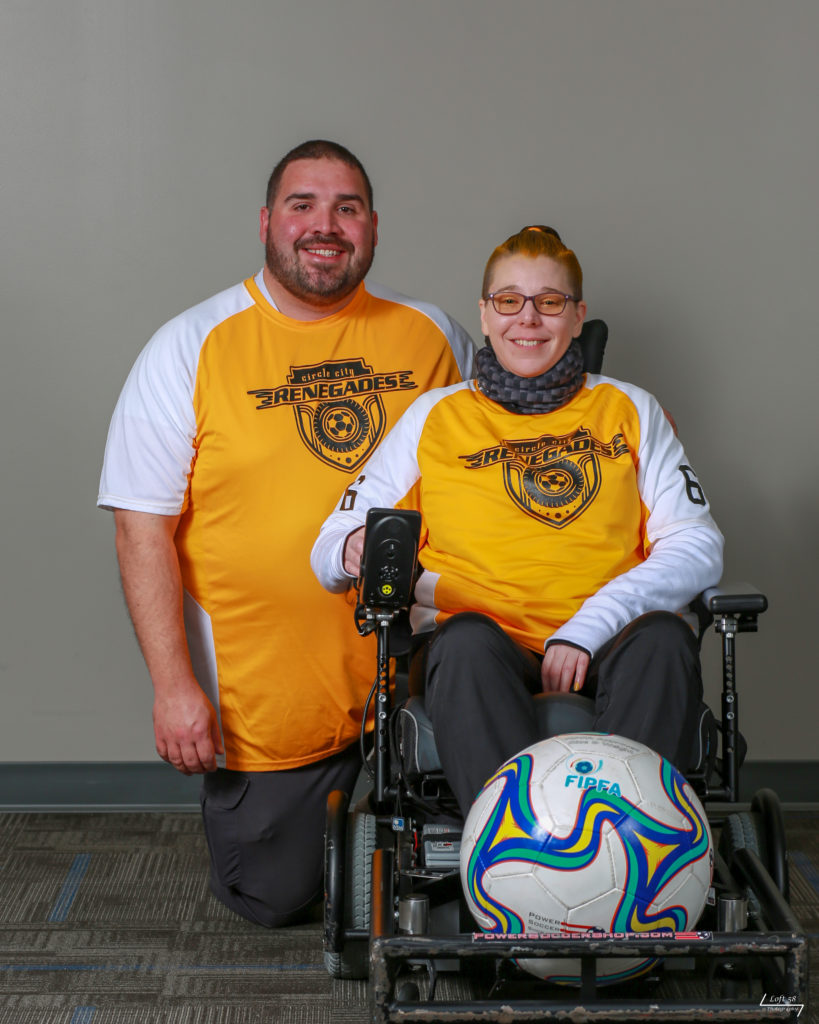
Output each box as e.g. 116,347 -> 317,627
420,610 -> 703,816
200,744 -> 361,928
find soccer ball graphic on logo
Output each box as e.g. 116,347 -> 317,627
327,409 -> 356,438
460,733 -> 713,984
325,409 -> 352,438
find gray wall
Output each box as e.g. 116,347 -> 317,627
2,1 -> 816,763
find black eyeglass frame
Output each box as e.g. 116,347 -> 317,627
486,290 -> 581,316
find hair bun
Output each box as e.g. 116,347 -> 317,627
522,225 -> 563,242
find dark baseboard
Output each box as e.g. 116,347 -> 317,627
0,762 -> 202,811
736,761 -> 819,805
0,761 -> 817,811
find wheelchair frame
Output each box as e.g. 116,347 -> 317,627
323,322 -> 809,1022
325,578 -> 809,1022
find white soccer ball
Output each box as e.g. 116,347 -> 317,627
460,733 -> 713,984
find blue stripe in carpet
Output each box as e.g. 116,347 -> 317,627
791,850 -> 819,895
47,853 -> 92,923
70,1009 -> 96,1024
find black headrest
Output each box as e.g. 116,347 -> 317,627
579,318 -> 608,374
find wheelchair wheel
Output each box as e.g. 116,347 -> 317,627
718,812 -> 766,923
324,807 -> 376,980
750,788 -> 789,901
718,794 -> 788,925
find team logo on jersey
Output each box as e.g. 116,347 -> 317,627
461,428 -> 629,528
247,358 -> 416,471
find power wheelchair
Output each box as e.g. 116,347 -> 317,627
322,321 -> 809,1023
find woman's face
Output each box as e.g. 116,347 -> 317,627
479,255 -> 586,378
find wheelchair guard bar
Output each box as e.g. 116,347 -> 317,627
369,930 -> 808,1024
367,845 -> 809,1023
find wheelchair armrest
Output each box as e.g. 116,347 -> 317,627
702,582 -> 768,616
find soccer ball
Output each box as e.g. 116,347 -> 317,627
460,733 -> 713,984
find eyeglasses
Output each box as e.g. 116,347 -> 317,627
487,291 -> 579,316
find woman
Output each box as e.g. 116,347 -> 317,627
311,226 -> 723,817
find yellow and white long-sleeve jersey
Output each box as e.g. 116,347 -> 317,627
98,273 -> 473,771
312,375 -> 723,657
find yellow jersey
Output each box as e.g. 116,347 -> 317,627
312,375 -> 723,657
99,273 -> 473,769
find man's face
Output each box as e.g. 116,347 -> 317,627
260,158 -> 378,311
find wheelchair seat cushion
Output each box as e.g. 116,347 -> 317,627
397,696 -> 442,778
395,691 -> 726,784
396,692 -> 597,780
532,691 -> 598,737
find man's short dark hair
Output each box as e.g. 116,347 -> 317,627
265,140 -> 374,210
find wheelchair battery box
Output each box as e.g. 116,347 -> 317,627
422,823 -> 462,870
359,508 -> 421,611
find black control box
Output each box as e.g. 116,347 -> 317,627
359,508 -> 421,611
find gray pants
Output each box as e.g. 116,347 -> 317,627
200,744 -> 361,928
420,611 -> 703,816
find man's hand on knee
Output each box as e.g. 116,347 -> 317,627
541,643 -> 590,694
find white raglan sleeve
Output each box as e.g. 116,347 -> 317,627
547,383 -> 724,656
97,321 -> 200,514
98,283 -> 253,514
311,385 -> 458,593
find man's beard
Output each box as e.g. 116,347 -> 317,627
265,232 -> 374,307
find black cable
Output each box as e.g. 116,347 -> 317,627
359,671 -> 379,779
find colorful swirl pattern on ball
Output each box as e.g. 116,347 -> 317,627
465,752 -> 710,935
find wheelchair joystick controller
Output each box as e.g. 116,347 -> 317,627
355,509 -> 421,809
358,508 -> 421,614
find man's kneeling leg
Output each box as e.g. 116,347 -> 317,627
200,745 -> 361,928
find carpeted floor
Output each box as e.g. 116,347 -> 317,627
0,810 -> 816,1023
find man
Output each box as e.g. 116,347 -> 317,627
98,140 -> 473,927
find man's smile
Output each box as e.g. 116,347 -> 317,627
297,236 -> 352,262
304,247 -> 344,258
